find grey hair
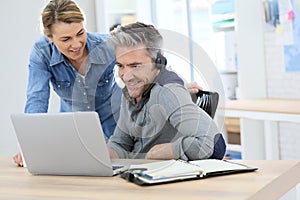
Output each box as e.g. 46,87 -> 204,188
108,22 -> 163,61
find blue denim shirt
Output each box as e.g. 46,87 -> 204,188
25,32 -> 121,139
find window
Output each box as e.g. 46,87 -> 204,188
154,0 -> 236,90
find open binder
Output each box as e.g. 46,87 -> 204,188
120,159 -> 258,186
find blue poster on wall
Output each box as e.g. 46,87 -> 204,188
284,0 -> 300,72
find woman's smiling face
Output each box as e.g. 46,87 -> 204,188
46,21 -> 87,63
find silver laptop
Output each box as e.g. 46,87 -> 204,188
11,112 -> 128,176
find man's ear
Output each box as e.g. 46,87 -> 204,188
157,68 -> 161,76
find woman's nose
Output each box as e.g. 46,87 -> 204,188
71,38 -> 82,48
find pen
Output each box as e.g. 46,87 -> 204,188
127,168 -> 148,173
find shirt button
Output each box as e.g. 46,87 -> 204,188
106,80 -> 109,83
87,106 -> 90,109
83,92 -> 86,96
58,85 -> 61,88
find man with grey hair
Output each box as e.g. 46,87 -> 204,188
107,22 -> 225,160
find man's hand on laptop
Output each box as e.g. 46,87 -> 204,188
107,147 -> 119,159
13,152 -> 23,167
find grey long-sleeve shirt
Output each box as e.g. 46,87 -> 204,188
107,83 -> 219,160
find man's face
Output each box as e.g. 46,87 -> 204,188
116,46 -> 160,102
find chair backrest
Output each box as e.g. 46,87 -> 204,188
191,90 -> 225,159
191,90 -> 219,118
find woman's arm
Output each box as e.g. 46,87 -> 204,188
25,42 -> 52,113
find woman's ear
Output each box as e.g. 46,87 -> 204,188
45,34 -> 53,42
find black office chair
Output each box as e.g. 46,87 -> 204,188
191,90 -> 219,119
191,90 -> 226,159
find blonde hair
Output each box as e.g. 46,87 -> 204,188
41,0 -> 84,37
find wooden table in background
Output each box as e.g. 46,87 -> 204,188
1,157 -> 300,200
221,98 -> 300,160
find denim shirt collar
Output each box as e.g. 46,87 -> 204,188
49,33 -> 112,67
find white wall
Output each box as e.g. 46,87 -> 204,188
235,0 -> 267,99
0,1 -> 46,156
0,0 -> 96,156
234,0 -> 267,159
236,0 -> 300,159
265,31 -> 300,159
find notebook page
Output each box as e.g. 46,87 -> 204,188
190,159 -> 248,173
129,160 -> 202,180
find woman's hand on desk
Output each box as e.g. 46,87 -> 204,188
13,152 -> 23,167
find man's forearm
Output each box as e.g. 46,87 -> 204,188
146,143 -> 176,160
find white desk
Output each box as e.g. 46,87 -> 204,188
220,98 -> 300,159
